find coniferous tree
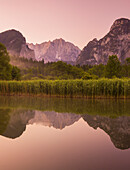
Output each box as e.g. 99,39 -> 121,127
105,55 -> 122,78
0,43 -> 12,80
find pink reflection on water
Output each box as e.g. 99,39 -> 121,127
0,118 -> 130,170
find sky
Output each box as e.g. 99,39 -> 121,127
0,0 -> 129,49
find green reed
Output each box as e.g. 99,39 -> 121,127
0,79 -> 129,98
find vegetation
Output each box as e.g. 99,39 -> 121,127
88,64 -> 105,78
105,55 -> 122,78
0,44 -> 130,98
0,43 -> 21,80
0,79 -> 129,98
11,66 -> 21,80
8,55 -> 130,80
0,43 -> 12,80
0,43 -> 129,81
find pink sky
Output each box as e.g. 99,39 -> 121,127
0,0 -> 129,49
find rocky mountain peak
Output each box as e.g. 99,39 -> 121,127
53,38 -> 65,42
1,29 -> 25,38
87,38 -> 98,46
110,18 -> 130,32
28,39 -> 81,63
0,29 -> 26,53
0,29 -> 35,60
76,18 -> 130,65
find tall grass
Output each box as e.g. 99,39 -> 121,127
0,79 -> 129,98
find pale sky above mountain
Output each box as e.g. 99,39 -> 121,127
0,0 -> 129,49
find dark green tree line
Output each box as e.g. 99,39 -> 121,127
0,43 -> 21,80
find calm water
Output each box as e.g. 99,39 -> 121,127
0,96 -> 130,170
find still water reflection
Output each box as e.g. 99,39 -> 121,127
0,96 -> 130,170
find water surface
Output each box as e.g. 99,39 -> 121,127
0,96 -> 130,170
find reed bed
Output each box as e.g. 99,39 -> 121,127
0,79 -> 129,98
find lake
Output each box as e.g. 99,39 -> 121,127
0,96 -> 130,170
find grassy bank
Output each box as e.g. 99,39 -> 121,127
0,79 -> 129,98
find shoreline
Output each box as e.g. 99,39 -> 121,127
0,93 -> 129,99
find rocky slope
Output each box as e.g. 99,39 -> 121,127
0,29 -> 35,60
28,38 -> 81,63
76,18 -> 130,65
0,29 -> 80,63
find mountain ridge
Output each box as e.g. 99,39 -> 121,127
76,18 -> 130,65
0,29 -> 35,60
0,29 -> 81,63
28,38 -> 81,63
0,18 -> 129,65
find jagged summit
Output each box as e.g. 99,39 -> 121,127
0,29 -> 80,63
0,29 -> 35,60
28,38 -> 81,63
0,29 -> 26,52
0,29 -> 25,37
76,18 -> 130,65
110,18 -> 130,31
1,18 -> 129,65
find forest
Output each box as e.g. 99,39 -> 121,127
0,42 -> 130,81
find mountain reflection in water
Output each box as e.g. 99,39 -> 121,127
0,105 -> 130,150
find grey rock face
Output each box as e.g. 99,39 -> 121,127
0,29 -> 35,60
76,18 -> 130,65
28,38 -> 81,63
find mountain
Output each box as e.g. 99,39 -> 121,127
0,29 -> 35,60
76,18 -> 130,65
0,29 -> 80,63
28,38 -> 81,63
